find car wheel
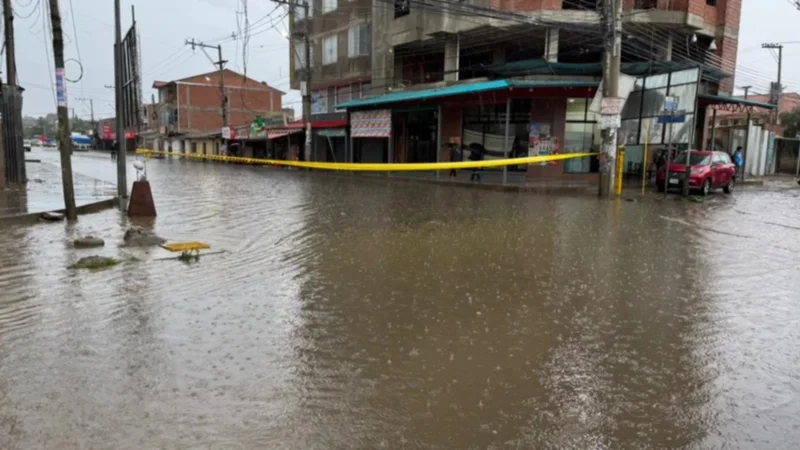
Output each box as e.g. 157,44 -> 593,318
723,177 -> 734,194
657,182 -> 665,193
701,178 -> 711,196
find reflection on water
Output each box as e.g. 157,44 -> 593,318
1,152 -> 800,448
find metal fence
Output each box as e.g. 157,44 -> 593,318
2,85 -> 26,184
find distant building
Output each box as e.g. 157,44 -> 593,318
152,69 -> 285,136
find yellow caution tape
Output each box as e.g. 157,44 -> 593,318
136,149 -> 597,171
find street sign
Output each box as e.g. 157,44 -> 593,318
658,111 -> 687,124
600,97 -> 624,115
222,126 -> 231,140
664,96 -> 679,112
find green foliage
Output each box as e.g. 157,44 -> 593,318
69,256 -> 120,270
780,107 -> 800,139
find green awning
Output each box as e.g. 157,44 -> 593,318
335,79 -> 599,110
697,93 -> 776,109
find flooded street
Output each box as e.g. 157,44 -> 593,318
2,149 -> 800,449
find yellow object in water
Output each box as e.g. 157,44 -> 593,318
160,242 -> 211,252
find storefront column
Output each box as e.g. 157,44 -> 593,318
387,125 -> 394,177
709,108 -> 717,151
444,35 -> 460,82
436,105 -> 442,180
665,33 -> 673,62
545,27 -> 559,63
503,98 -> 511,185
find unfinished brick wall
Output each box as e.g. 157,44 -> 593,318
174,70 -> 283,133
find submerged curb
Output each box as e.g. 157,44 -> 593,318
0,197 -> 118,225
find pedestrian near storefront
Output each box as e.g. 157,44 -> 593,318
468,143 -> 485,182
732,146 -> 743,178
448,144 -> 461,177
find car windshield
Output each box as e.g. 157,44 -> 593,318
673,152 -> 711,166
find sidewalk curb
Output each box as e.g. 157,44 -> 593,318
0,197 -> 118,225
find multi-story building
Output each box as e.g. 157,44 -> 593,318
290,0 -> 373,114
291,0 -> 758,181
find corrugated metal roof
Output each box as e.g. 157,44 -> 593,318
335,79 -> 599,110
698,93 -> 776,109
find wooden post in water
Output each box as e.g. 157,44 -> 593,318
47,0 -> 77,220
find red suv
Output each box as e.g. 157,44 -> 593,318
656,150 -> 736,196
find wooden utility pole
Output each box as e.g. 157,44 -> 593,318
185,39 -> 228,152
3,0 -> 17,85
47,0 -> 77,220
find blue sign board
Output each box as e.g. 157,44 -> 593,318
658,114 -> 686,124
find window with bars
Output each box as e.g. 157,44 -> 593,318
322,36 -> 338,65
348,25 -> 370,57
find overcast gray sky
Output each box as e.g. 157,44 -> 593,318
16,0 -> 298,120
12,0 -> 800,119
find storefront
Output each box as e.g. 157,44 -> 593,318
338,80 -> 601,176
350,110 -> 391,163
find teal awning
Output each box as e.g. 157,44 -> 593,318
698,93 -> 776,109
335,79 -> 599,110
490,58 -> 730,82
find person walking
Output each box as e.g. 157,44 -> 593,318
111,140 -> 118,161
448,144 -> 461,177
468,143 -> 484,182
732,146 -> 743,178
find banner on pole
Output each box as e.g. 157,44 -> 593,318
55,68 -> 67,107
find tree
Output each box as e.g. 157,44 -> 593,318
780,107 -> 800,139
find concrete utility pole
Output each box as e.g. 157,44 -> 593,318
599,0 -> 622,198
301,0 -> 311,162
271,0 -> 312,161
741,85 -> 751,182
47,0 -> 77,219
185,39 -> 228,152
3,0 -> 17,86
76,97 -> 95,123
762,43 -> 783,127
114,0 -> 127,208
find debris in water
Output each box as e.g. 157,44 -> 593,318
69,256 -> 119,270
73,236 -> 105,248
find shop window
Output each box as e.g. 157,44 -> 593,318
462,100 -> 532,171
564,98 -> 599,174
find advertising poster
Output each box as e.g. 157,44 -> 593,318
528,123 -> 560,165
55,68 -> 67,107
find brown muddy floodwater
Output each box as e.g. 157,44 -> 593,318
1,150 -> 800,449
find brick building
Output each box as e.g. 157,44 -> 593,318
153,69 -> 285,135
